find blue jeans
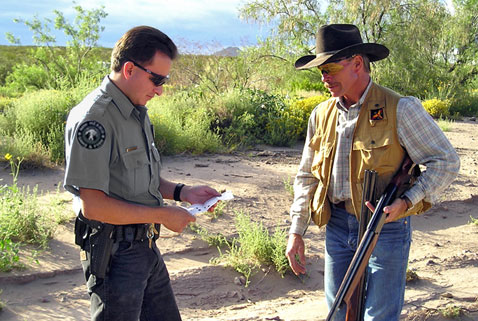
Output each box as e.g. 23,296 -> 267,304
81,239 -> 181,321
325,205 -> 411,321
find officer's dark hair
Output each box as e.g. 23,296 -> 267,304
111,26 -> 178,72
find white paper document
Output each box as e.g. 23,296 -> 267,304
186,191 -> 234,215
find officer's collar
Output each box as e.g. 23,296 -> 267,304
101,76 -> 137,120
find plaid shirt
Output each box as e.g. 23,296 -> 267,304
289,81 -> 460,235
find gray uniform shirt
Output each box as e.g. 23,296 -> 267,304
64,76 -> 163,214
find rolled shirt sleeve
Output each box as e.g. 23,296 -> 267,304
397,97 -> 460,205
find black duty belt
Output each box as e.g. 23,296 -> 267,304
114,224 -> 160,242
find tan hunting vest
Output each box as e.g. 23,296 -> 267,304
309,83 -> 431,227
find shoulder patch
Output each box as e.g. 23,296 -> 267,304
77,120 -> 106,149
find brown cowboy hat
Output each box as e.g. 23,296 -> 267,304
295,24 -> 389,70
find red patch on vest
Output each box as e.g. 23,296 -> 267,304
370,108 -> 384,120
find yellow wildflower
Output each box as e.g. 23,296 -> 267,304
4,153 -> 12,161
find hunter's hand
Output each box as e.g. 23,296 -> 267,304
365,198 -> 408,223
286,233 -> 306,275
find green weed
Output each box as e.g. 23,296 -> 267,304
187,223 -> 229,248
0,154 -> 73,260
469,215 -> 478,226
213,210 -> 290,286
439,304 -> 463,318
436,117 -> 454,132
283,176 -> 294,197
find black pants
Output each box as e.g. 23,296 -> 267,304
81,239 -> 181,321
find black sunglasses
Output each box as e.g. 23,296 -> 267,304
128,59 -> 169,87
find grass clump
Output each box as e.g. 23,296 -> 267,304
436,117 -> 454,132
439,304 -> 464,318
0,154 -> 73,271
213,210 -> 290,286
469,215 -> 478,226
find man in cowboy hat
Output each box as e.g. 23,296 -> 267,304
285,24 -> 459,320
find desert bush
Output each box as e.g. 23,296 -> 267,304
288,95 -> 329,139
8,89 -> 81,163
0,132 -> 52,168
147,92 -> 222,155
422,98 -> 451,118
449,91 -> 478,117
264,109 -> 302,146
209,88 -> 289,148
5,63 -> 50,92
0,96 -> 16,113
0,156 -> 57,248
0,239 -> 23,272
288,70 -> 326,92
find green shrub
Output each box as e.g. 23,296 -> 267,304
208,88 -> 290,149
0,239 -> 23,272
288,70 -> 326,92
5,63 -> 50,92
0,96 -> 16,113
449,91 -> 478,117
422,98 -> 451,118
0,131 -> 52,168
10,89 -> 79,163
147,93 -> 222,155
264,109 -> 302,146
0,157 -> 55,247
288,95 -> 329,139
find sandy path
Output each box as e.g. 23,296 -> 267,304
1,120 -> 477,321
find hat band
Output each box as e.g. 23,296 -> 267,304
316,50 -> 339,59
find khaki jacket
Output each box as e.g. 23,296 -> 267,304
309,83 -> 431,227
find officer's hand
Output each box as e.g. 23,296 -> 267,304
161,206 -> 196,233
365,198 -> 408,223
286,233 -> 306,275
181,185 -> 221,212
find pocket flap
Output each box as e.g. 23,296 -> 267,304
122,148 -> 149,169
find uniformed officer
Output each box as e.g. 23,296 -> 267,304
64,26 -> 220,321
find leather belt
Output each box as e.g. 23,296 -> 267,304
335,201 -> 346,209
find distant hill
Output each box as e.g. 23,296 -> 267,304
214,46 -> 240,57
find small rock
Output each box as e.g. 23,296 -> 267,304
441,292 -> 454,298
234,276 -> 246,286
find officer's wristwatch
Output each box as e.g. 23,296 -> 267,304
400,195 -> 412,210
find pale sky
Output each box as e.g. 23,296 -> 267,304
0,0 -> 271,52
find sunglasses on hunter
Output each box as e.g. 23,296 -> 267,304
318,56 -> 354,76
128,59 -> 170,87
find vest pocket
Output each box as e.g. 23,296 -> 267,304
352,131 -> 395,175
311,142 -> 334,179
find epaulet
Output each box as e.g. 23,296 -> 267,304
88,92 -> 113,116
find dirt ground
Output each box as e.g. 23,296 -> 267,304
0,119 -> 477,321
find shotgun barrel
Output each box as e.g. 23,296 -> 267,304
326,155 -> 414,321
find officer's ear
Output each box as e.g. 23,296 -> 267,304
122,61 -> 134,80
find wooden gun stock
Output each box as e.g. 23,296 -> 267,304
326,154 -> 414,321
